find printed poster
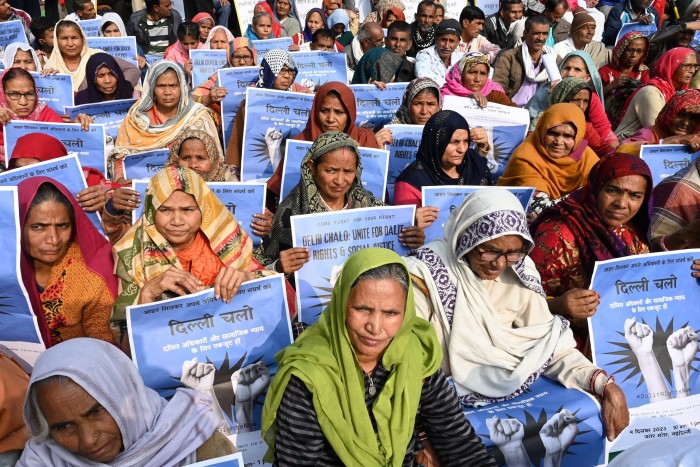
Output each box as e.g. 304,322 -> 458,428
86,36 -> 139,67
218,66 -> 258,152
252,38 -> 293,64
64,98 -> 137,141
122,149 -> 170,181
0,21 -> 27,55
290,51 -> 348,91
639,144 -> 700,187
291,205 -> 415,324
31,72 -> 74,115
383,124 -> 423,204
349,83 -> 408,132
78,18 -> 102,37
616,23 -> 657,45
208,182 -> 267,247
190,49 -> 228,89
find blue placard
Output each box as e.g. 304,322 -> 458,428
0,155 -> 104,235
290,51 -> 348,91
122,149 -> 169,181
64,99 -> 137,141
145,54 -> 163,66
4,121 -> 106,175
218,66 -> 258,152
615,23 -> 657,45
240,88 -> 314,182
421,186 -> 535,243
86,36 -> 139,66
349,83 -> 408,132
31,72 -> 74,115
291,205 -> 416,324
639,144 -> 700,188
463,376 -> 605,466
186,452 -> 244,467
589,250 -> 700,409
78,18 -> 102,37
190,49 -> 228,88
0,20 -> 27,50
127,275 -> 293,436
383,124 -> 423,204
208,182 -> 267,246
252,38 -> 293,64
280,139 -> 389,201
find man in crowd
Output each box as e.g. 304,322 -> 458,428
64,0 -> 100,21
483,0 -> 524,49
386,20 -> 416,81
415,18 -> 463,86
409,0 -> 437,57
310,29 -> 337,51
127,0 -> 182,56
543,0 -> 570,46
0,0 -> 33,43
457,5 -> 500,62
346,21 -> 384,80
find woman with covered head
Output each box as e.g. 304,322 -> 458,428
598,31 -> 650,99
274,0 -> 302,37
17,338 -> 235,466
2,43 -> 44,72
530,154 -> 652,350
111,166 -> 271,352
404,187 -> 629,444
615,47 -> 698,140
108,60 -> 221,184
74,52 -> 138,105
441,52 -> 516,107
261,248 -> 495,466
389,77 -> 442,125
498,103 -> 600,216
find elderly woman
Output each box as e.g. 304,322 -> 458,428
389,77 -> 441,125
275,0 -> 302,37
193,12 -> 215,46
45,19 -> 140,93
598,31 -> 651,99
404,187 -> 630,442
108,60 -> 221,184
167,129 -> 237,182
2,43 -> 44,72
262,248 -> 496,466
18,178 -> 115,347
498,103 -> 600,216
111,166 -> 271,352
18,338 -> 235,466
255,132 -> 424,275
74,53 -> 138,105
441,52 -> 515,107
394,110 -> 492,208
293,8 -> 328,46
530,155 -> 652,352
615,47 -> 698,140
0,352 -> 28,466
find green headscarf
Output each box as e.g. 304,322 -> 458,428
262,248 -> 441,466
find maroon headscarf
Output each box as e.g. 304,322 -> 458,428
530,153 -> 653,276
18,177 -> 117,347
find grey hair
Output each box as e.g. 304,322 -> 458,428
356,22 -> 377,43
28,375 -> 74,440
351,263 -> 409,292
253,11 -> 272,26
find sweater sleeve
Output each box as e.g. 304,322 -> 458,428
393,181 -> 422,207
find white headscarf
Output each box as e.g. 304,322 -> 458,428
18,338 -> 220,467
2,42 -> 42,71
99,12 -> 127,37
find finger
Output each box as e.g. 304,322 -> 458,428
624,317 -> 636,334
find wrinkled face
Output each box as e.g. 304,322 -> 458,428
572,24 -> 595,45
77,2 -> 97,19
542,122 -> 576,158
415,4 -> 436,27
317,92 -> 349,132
501,2 -> 524,25
465,235 -> 526,280
94,65 -> 118,98
37,379 -> 123,464
102,22 -> 122,37
386,30 -> 412,57
362,26 -> 385,51
561,57 -> 590,80
309,148 -> 358,206
436,34 -> 459,60
668,109 -> 700,136
277,0 -> 291,17
672,54 -> 699,88
620,38 -> 646,68
153,69 -> 181,114
22,200 -> 72,268
57,25 -> 84,60
231,47 -> 255,66
524,23 -> 549,53
464,18 -> 484,40
311,36 -> 335,51
596,175 -> 647,227
198,19 -> 214,41
253,15 -> 273,39
180,34 -> 198,50
462,63 -> 489,92
209,29 -> 229,50
307,11 -> 324,33
3,76 -> 37,118
12,49 -> 37,71
441,128 -> 470,171
345,278 -> 406,370
177,138 -> 212,176
154,190 -> 202,252
569,88 -> 591,114
271,64 -> 295,90
409,88 -> 439,125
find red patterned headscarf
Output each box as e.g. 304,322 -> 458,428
655,89 -> 700,134
610,31 -> 649,73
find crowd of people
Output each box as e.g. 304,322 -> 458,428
0,0 -> 699,465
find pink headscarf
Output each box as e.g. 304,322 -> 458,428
441,53 -> 505,98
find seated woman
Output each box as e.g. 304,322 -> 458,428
404,187 -> 629,442
18,338 -> 235,466
252,1 -> 285,38
74,53 -> 139,105
108,60 -> 221,184
164,22 -> 200,68
275,0 -> 302,37
245,12 -> 276,41
329,8 -> 353,47
261,248 -> 496,466
498,103 -> 600,217
618,89 -> 700,156
598,31 -> 651,100
45,19 -> 140,93
264,81 -> 378,199
2,43 -> 45,72
18,178 -> 116,347
167,129 -> 238,182
530,154 -> 652,352
112,167 -> 273,351
292,8 -> 328,46
389,77 -> 442,125
441,52 -> 516,107
255,132 -> 424,275
381,6 -> 405,28
99,11 -> 127,37
615,47 -> 697,140
394,110 -> 492,208
204,25 -> 235,56
193,12 -> 215,47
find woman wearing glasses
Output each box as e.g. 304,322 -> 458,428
404,187 -> 630,445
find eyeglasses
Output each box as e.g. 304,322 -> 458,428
476,248 -> 527,263
278,67 -> 295,77
370,37 -> 385,47
5,91 -> 37,101
624,48 -> 645,55
232,54 -> 254,62
679,63 -> 700,71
